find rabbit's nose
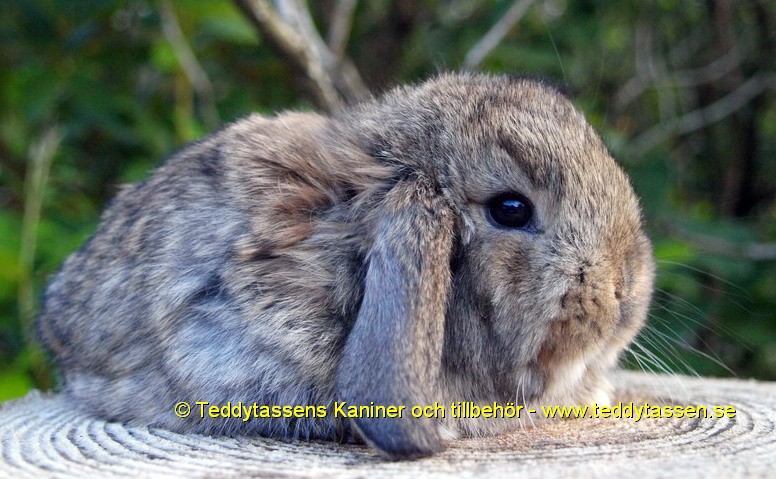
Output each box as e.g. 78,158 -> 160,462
557,260 -> 621,330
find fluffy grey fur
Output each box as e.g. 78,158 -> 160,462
38,73 -> 655,459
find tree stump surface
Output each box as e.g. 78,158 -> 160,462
1,371 -> 775,478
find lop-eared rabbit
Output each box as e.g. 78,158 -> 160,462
39,73 -> 655,459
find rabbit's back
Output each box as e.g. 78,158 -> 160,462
37,112 -> 373,439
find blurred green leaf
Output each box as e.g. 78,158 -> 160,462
0,370 -> 33,401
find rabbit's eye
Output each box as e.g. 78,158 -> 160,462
487,193 -> 533,229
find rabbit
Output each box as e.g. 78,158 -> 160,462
37,72 -> 655,460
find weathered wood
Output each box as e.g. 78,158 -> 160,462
1,371 -> 775,478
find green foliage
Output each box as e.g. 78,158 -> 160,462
1,0 -> 774,401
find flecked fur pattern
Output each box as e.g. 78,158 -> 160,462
38,73 -> 655,459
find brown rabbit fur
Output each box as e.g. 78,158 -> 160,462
38,72 -> 655,459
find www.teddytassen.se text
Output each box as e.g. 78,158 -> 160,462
173,401 -> 737,423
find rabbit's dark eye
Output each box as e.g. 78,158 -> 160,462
487,193 -> 533,229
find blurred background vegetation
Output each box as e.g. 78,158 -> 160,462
1,0 -> 775,401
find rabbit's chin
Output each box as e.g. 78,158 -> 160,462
436,360 -> 617,441
540,342 -> 626,414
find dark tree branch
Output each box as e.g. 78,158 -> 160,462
628,73 -> 775,154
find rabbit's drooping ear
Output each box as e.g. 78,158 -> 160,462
336,176 -> 455,460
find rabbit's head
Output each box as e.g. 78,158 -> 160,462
335,73 -> 655,458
